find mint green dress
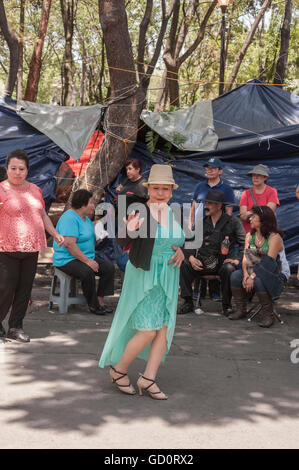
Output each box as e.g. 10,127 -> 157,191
99,209 -> 185,367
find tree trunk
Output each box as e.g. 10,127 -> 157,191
17,0 -> 25,99
98,39 -> 106,103
0,0 -> 19,98
71,0 -> 143,205
24,0 -> 52,102
258,16 -> 265,79
225,0 -> 272,92
155,69 -> 169,112
80,38 -> 87,105
60,0 -> 77,106
157,0 -> 217,109
274,0 -> 292,86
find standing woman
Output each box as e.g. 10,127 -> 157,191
0,149 -> 64,342
99,165 -> 185,399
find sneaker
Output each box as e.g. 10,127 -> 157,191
194,306 -> 204,315
7,328 -> 30,343
210,294 -> 222,302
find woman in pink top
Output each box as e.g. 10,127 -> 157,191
239,164 -> 279,233
0,149 -> 64,343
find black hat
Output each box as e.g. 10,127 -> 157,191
201,190 -> 226,204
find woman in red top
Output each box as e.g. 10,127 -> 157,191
0,149 -> 64,342
239,164 -> 279,233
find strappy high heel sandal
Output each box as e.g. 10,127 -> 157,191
109,366 -> 136,395
137,373 -> 168,400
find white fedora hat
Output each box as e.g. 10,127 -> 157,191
143,164 -> 178,189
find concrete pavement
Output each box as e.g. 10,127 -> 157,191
1,271 -> 299,449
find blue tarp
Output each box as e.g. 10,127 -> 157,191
110,80 -> 299,266
0,97 -> 68,211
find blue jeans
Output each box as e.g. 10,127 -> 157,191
230,269 -> 267,292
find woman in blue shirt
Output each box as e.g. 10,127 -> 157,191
53,190 -> 114,315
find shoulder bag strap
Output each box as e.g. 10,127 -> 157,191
249,187 -> 259,207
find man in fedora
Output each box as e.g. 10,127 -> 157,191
188,157 -> 235,302
240,164 -> 279,233
179,190 -> 245,317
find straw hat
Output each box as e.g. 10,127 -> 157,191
142,164 -> 178,189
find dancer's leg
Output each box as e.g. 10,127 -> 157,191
139,326 -> 168,395
110,330 -> 156,386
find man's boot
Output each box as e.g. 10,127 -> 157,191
256,291 -> 274,328
228,287 -> 247,320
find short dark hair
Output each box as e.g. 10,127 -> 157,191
125,158 -> 142,172
71,189 -> 93,209
0,166 -> 7,182
6,149 -> 30,169
251,205 -> 283,238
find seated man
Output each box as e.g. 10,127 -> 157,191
179,190 -> 245,316
53,189 -> 115,315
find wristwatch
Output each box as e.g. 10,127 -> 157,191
250,272 -> 256,280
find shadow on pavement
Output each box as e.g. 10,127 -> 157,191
1,281 -> 299,441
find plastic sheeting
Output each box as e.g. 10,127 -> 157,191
141,100 -> 217,151
0,97 -> 68,210
110,81 -> 299,266
17,100 -> 103,160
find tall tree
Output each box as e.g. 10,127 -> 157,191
17,0 -> 25,99
0,0 -> 19,97
24,0 -> 52,102
225,0 -> 272,92
60,0 -> 77,105
72,0 -> 174,203
274,0 -> 292,86
155,0 -> 217,111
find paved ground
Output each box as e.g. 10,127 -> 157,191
1,269 -> 299,449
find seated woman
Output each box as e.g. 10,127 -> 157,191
116,158 -> 147,200
229,205 -> 286,328
115,159 -> 148,272
53,189 -> 114,315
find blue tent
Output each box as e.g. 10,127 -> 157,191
0,97 -> 102,210
111,80 -> 299,266
0,97 -> 68,211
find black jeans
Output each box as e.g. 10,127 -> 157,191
0,251 -> 39,329
57,255 -> 115,310
180,260 -> 237,309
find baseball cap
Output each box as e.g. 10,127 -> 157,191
203,157 -> 223,169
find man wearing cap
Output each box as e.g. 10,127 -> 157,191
189,157 -> 235,229
179,189 -> 245,317
240,164 -> 279,233
189,157 -> 235,301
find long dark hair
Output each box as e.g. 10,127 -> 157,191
250,205 -> 283,238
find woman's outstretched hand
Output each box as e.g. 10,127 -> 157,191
124,211 -> 145,232
169,245 -> 184,268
